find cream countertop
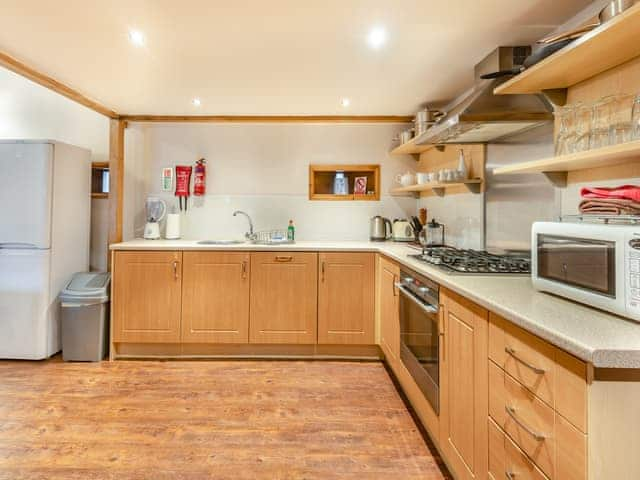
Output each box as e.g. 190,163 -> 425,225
110,239 -> 640,369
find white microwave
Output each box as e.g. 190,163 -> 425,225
532,221 -> 640,323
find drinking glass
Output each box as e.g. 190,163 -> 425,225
555,105 -> 577,156
573,104 -> 591,153
590,96 -> 614,150
609,93 -> 635,145
632,94 -> 640,141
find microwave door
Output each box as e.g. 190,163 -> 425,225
537,235 -> 616,297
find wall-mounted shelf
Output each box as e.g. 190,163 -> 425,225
494,3 -> 640,105
309,164 -> 380,201
389,138 -> 438,159
390,179 -> 483,197
493,140 -> 640,187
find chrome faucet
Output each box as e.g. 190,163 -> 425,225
233,210 -> 256,241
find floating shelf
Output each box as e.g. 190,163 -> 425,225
389,138 -> 438,158
390,179 -> 483,197
494,3 -> 640,105
493,140 -> 640,186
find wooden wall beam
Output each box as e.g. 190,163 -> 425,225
0,50 -> 119,118
120,115 -> 413,124
107,119 -> 125,268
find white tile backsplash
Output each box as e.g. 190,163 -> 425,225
123,122 -> 418,241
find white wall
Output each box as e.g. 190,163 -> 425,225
0,67 -> 110,270
123,122 -> 417,241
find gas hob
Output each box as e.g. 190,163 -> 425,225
409,246 -> 531,275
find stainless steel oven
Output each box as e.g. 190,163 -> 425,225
397,268 -> 440,414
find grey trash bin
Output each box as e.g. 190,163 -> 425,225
59,272 -> 111,361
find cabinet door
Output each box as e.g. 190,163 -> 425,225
440,288 -> 489,480
318,252 -> 375,345
249,252 -> 318,344
113,251 -> 182,343
181,251 -> 250,344
379,256 -> 400,363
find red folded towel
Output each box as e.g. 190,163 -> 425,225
581,185 -> 640,202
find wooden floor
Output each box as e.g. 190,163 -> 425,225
0,358 -> 450,480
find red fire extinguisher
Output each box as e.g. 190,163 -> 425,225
175,165 -> 192,211
194,158 -> 206,196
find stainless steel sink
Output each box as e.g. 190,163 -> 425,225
197,239 -> 245,245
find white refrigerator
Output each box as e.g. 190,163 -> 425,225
0,140 -> 91,359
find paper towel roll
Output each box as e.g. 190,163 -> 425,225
165,213 -> 181,239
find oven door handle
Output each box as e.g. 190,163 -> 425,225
395,283 -> 439,314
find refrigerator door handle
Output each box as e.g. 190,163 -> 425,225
0,243 -> 41,249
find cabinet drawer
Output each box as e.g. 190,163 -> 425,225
489,362 -> 587,480
504,373 -> 555,479
489,418 -> 549,480
505,432 -> 550,480
489,313 -> 588,433
490,361 -> 555,478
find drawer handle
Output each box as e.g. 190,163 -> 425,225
505,472 -> 516,480
275,256 -> 293,262
505,347 -> 546,374
505,405 -> 547,441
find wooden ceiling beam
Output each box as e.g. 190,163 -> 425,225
119,115 -> 413,123
0,50 -> 119,119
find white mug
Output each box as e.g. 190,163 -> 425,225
416,172 -> 429,184
395,172 -> 416,187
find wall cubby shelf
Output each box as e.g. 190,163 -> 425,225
493,3 -> 640,105
309,164 -> 380,201
492,140 -> 640,187
390,178 -> 483,197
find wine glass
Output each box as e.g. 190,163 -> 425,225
632,94 -> 640,141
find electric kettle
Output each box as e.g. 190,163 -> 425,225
370,216 -> 392,241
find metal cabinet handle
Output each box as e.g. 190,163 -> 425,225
172,260 -> 179,280
439,303 -> 445,361
241,260 -> 248,279
392,275 -> 399,296
321,261 -> 326,282
275,255 -> 293,262
505,472 -> 516,480
505,405 -> 546,441
505,347 -> 545,374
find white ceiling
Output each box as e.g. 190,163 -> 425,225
0,0 -> 590,116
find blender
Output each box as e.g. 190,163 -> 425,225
143,197 -> 167,240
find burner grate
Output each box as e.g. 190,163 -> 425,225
409,246 -> 531,275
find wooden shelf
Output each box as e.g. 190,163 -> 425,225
389,138 -> 437,158
494,3 -> 640,103
309,164 -> 380,201
390,179 -> 483,197
493,140 -> 640,186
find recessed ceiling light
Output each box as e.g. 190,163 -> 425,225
367,27 -> 387,49
340,98 -> 351,108
192,98 -> 202,107
128,29 -> 145,47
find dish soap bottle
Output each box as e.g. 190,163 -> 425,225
287,220 -> 295,242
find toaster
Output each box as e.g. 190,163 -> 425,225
392,220 -> 414,242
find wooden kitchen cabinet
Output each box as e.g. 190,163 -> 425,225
318,252 -> 375,345
249,252 -> 318,344
113,251 -> 183,343
440,287 -> 489,480
378,255 -> 400,364
181,251 -> 250,343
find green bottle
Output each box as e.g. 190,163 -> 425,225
287,220 -> 295,242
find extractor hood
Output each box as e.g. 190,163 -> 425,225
414,47 -> 553,145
